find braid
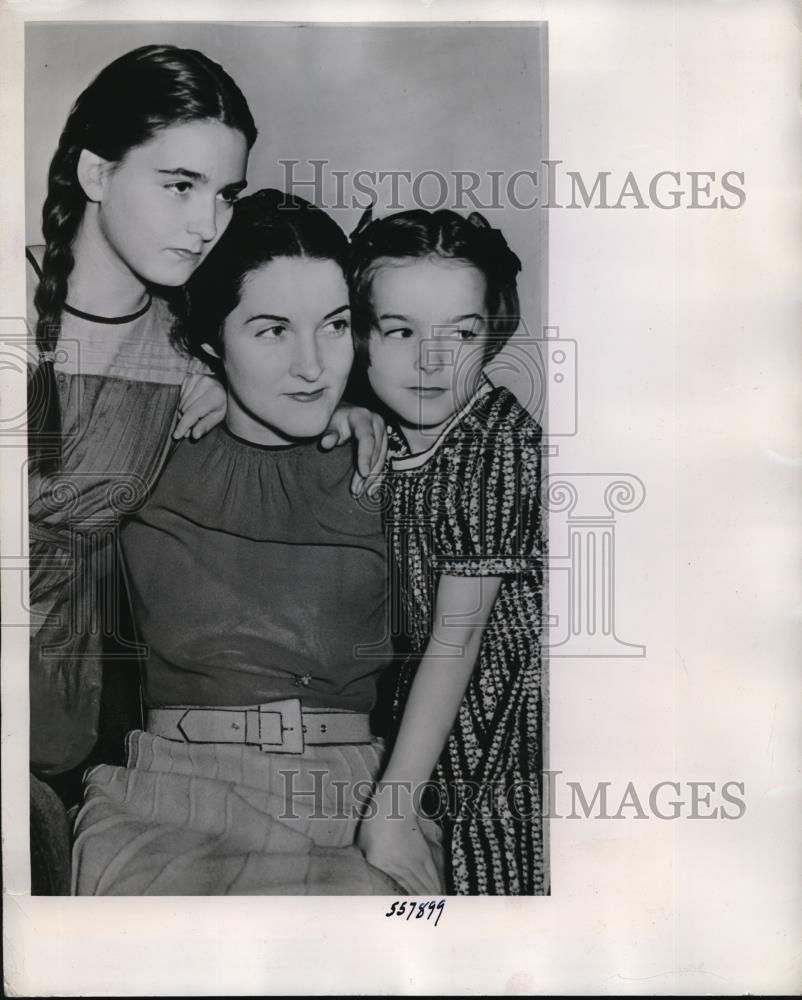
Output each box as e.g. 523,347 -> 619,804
28,44 -> 257,473
28,139 -> 85,474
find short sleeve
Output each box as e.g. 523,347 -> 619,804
435,415 -> 542,577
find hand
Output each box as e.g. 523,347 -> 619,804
174,373 -> 227,440
320,404 -> 388,497
357,784 -> 443,895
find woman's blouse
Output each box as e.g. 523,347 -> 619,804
121,425 -> 392,713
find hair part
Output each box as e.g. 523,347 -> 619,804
29,44 -> 257,474
348,208 -> 522,367
180,189 -> 350,374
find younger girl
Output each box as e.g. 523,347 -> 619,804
350,209 -> 545,895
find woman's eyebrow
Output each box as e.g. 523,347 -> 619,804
378,313 -> 410,322
323,305 -> 350,320
156,167 -> 207,181
245,313 -> 290,324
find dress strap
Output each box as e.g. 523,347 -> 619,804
26,246 -> 44,282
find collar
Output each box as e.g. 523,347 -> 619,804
389,377 -> 494,472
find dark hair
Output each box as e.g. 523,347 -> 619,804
29,44 -> 257,473
181,189 -> 350,374
348,208 -> 522,365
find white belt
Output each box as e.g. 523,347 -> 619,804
146,698 -> 372,754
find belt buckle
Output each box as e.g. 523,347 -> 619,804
257,698 -> 304,754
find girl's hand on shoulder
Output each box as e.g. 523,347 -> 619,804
357,784 -> 443,896
174,373 -> 227,440
320,404 -> 387,497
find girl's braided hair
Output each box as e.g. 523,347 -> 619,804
29,44 -> 257,473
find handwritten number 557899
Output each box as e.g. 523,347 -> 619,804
385,900 -> 445,926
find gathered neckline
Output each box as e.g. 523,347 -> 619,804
220,423 -> 313,455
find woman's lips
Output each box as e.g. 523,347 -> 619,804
285,388 -> 326,402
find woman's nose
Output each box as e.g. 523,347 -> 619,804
290,334 -> 323,381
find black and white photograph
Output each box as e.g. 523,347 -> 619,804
1,2 -> 799,996
21,19 -> 548,900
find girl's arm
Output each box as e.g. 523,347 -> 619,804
357,573 -> 502,894
174,373 -> 226,440
320,404 -> 388,495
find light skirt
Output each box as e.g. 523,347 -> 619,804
72,730 -> 440,896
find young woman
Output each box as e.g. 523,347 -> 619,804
349,208 -> 546,895
71,191 -> 441,895
27,45 -> 384,791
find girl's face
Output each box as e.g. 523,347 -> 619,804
366,258 -> 490,451
92,120 -> 249,287
215,257 -> 354,447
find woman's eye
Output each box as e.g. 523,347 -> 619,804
325,318 -> 351,336
256,325 -> 286,339
458,328 -> 480,341
217,189 -> 241,206
384,327 -> 414,339
166,181 -> 193,196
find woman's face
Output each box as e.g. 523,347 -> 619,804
91,120 -> 249,287
216,257 -> 354,447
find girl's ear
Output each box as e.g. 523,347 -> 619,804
201,342 -> 220,361
76,149 -> 112,203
